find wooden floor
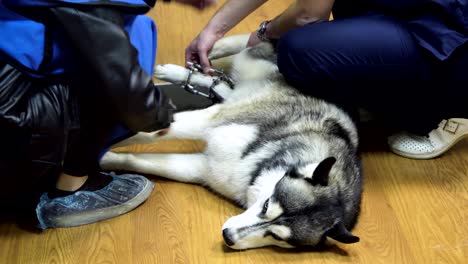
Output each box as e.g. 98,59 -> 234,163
1,1 -> 468,263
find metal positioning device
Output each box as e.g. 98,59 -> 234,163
181,62 -> 235,103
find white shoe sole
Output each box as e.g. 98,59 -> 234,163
389,118 -> 468,159
390,134 -> 468,159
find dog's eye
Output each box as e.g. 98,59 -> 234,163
261,198 -> 270,215
271,232 -> 283,241
264,231 -> 283,241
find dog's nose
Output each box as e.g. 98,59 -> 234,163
222,229 -> 235,246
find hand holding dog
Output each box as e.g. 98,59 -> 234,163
185,0 -> 268,73
185,30 -> 223,73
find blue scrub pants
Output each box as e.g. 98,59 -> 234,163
277,13 -> 468,135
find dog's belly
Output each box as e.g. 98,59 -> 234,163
202,123 -> 261,205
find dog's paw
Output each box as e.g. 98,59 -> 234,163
100,151 -> 126,171
154,64 -> 189,83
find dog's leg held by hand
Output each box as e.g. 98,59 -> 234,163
154,64 -> 213,88
154,64 -> 233,99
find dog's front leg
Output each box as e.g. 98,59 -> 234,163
154,64 -> 210,86
100,152 -> 208,184
154,64 -> 233,100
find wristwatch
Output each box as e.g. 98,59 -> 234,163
257,20 -> 272,42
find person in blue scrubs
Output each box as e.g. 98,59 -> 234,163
186,0 -> 468,159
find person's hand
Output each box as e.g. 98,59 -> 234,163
247,31 -> 262,47
185,30 -> 223,73
173,0 -> 217,10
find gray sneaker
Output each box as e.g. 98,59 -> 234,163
36,173 -> 154,229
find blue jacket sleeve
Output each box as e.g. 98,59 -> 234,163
49,6 -> 174,132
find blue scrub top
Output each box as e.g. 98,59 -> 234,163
334,0 -> 468,60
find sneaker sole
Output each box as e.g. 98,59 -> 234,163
390,135 -> 467,159
52,179 -> 155,228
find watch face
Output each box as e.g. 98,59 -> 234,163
260,21 -> 268,32
257,21 -> 270,41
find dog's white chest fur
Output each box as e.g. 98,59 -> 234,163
203,123 -> 260,205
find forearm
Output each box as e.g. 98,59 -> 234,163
203,0 -> 268,37
266,0 -> 334,39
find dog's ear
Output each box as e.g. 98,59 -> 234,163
325,221 -> 360,244
306,157 -> 336,186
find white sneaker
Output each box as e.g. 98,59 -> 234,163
388,118 -> 468,159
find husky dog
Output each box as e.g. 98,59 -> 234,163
100,34 -> 363,250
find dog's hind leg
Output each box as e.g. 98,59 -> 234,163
109,105 -> 221,149
208,34 -> 250,60
210,55 -> 235,75
100,152 -> 207,184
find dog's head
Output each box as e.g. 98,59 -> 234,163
222,157 -> 359,250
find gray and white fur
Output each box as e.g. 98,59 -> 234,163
100,34 -> 363,250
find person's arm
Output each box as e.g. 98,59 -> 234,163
266,0 -> 333,39
186,0 -> 268,72
248,0 -> 334,46
204,0 -> 268,38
